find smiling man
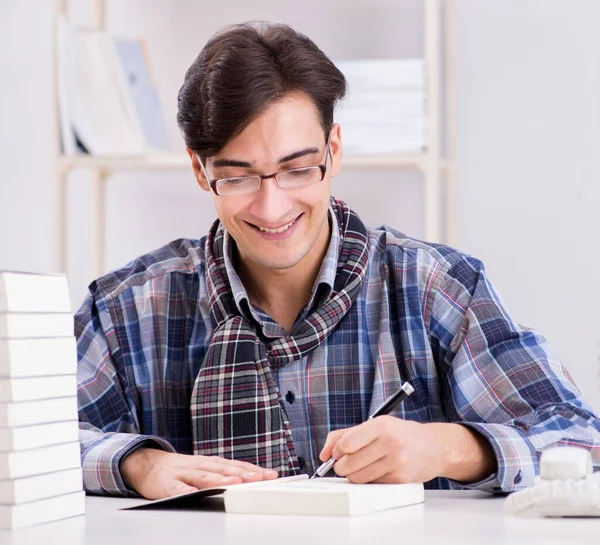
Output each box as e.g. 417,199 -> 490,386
75,23 -> 600,500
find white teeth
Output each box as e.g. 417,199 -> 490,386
258,218 -> 297,234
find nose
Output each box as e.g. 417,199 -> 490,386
249,177 -> 294,223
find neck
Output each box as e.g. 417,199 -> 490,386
237,223 -> 331,333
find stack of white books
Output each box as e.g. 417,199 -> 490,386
334,59 -> 427,156
0,271 -> 84,530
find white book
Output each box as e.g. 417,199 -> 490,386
56,15 -> 78,155
0,467 -> 82,504
0,442 -> 81,480
224,477 -> 424,516
0,337 -> 77,378
335,59 -> 425,90
0,375 -> 77,403
111,37 -> 170,151
0,271 -> 71,314
0,397 -> 77,428
0,313 -> 74,339
0,420 -> 79,452
73,30 -> 145,155
127,476 -> 424,517
0,490 -> 85,530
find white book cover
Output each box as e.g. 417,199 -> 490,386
126,476 -> 424,517
0,490 -> 85,530
111,37 -> 170,151
224,477 -> 424,516
0,442 -> 81,480
335,59 -> 425,91
0,420 -> 79,452
56,15 -> 78,155
0,337 -> 77,378
0,397 -> 78,428
0,375 -> 77,403
0,467 -> 83,505
73,30 -> 145,155
0,271 -> 71,313
0,313 -> 74,340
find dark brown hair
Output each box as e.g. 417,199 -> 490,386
176,22 -> 347,158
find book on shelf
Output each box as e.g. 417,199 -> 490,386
0,442 -> 81,480
127,475 -> 425,516
57,18 -> 170,157
334,59 -> 427,155
0,337 -> 77,378
0,397 -> 78,428
0,271 -> 71,314
0,420 -> 79,452
0,467 -> 83,505
0,490 -> 85,530
112,37 -> 170,151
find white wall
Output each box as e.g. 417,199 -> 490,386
456,0 -> 600,409
1,0 -> 598,409
0,0 -> 55,274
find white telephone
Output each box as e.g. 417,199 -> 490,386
505,447 -> 600,517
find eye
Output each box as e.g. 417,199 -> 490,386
218,177 -> 249,187
286,167 -> 314,178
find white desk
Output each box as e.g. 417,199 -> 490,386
1,491 -> 599,545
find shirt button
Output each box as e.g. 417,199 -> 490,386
298,457 -> 305,470
514,470 -> 522,485
285,391 -> 295,404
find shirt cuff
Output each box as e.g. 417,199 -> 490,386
81,433 -> 176,496
446,422 -> 540,494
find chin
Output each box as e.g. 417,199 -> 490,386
248,251 -> 307,271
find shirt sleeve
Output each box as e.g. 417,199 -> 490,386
428,255 -> 600,493
75,289 -> 176,497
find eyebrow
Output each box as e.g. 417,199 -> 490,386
211,147 -> 320,169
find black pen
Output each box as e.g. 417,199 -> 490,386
310,381 -> 415,479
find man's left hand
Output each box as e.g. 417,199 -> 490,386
319,416 -> 496,484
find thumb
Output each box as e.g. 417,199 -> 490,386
319,429 -> 347,461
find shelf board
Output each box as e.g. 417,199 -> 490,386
58,152 -> 448,173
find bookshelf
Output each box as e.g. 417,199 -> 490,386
52,0 -> 457,278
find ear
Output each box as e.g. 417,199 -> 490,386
328,123 -> 343,178
186,147 -> 211,192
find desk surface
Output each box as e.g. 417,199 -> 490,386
2,491 -> 599,545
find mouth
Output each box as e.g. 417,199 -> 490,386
246,214 -> 303,240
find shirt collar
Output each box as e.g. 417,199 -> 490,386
223,206 -> 340,323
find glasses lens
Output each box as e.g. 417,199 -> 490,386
277,167 -> 322,189
215,176 -> 261,196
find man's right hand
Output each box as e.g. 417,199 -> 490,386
121,447 -> 279,499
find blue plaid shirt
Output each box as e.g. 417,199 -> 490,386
76,211 -> 600,496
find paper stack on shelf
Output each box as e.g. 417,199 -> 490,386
57,16 -> 170,156
334,59 -> 427,156
0,271 -> 83,530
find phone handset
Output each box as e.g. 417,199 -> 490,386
505,446 -> 600,517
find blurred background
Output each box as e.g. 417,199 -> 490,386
0,0 -> 598,410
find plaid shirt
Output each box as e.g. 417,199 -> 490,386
76,211 -> 600,496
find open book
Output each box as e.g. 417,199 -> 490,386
125,475 -> 424,516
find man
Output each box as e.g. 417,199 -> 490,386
76,23 -> 600,500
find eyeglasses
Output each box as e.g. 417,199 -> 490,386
197,132 -> 332,196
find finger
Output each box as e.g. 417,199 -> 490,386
333,439 -> 386,477
319,429 -> 346,461
194,456 -> 278,478
179,469 -> 243,490
332,420 -> 380,459
345,456 -> 392,485
186,459 -> 269,482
